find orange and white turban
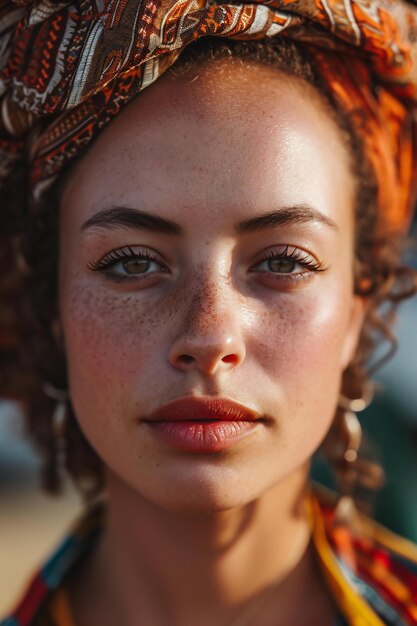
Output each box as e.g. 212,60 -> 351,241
0,0 -> 416,231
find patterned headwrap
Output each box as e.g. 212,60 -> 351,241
0,0 -> 416,231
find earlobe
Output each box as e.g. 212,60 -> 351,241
340,295 -> 367,369
52,318 -> 66,353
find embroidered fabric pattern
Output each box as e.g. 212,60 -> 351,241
0,0 -> 416,230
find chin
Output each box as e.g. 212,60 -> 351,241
123,463 -> 266,514
146,489 -> 257,515
175,481 -> 258,513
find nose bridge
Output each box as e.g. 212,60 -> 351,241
182,272 -> 235,335
169,267 -> 246,373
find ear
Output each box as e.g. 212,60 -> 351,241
340,295 -> 367,370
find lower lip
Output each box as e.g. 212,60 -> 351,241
146,420 -> 259,452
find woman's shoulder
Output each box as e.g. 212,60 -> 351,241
0,506 -> 102,626
313,486 -> 417,626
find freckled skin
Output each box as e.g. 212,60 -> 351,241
59,60 -> 365,514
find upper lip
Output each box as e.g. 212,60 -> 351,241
146,396 -> 261,422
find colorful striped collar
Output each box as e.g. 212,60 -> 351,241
2,489 -> 417,626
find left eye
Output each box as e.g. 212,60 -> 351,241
255,256 -> 306,274
252,246 -> 325,277
257,258 -> 302,274
112,257 -> 159,275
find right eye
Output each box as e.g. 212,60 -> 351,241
88,246 -> 169,281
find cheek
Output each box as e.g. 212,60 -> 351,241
248,282 -> 355,447
61,277 -> 175,428
251,283 -> 353,386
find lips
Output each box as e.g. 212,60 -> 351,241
143,397 -> 262,452
147,397 -> 260,423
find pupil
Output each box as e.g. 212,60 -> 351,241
123,259 -> 149,274
269,259 -> 296,273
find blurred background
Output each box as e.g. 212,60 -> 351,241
0,229 -> 416,617
0,400 -> 81,615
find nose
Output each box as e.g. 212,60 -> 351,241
168,281 -> 246,376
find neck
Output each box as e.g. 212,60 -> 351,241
70,469 -> 330,626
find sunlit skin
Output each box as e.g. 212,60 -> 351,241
59,60 -> 365,626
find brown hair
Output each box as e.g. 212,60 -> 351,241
13,37 -> 417,502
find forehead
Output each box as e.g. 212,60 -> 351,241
62,59 -> 354,231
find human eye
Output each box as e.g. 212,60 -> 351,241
87,245 -> 169,282
251,245 -> 327,282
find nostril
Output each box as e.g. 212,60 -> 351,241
222,354 -> 238,363
179,355 -> 194,365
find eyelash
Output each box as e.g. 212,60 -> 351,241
253,246 -> 325,280
87,244 -> 326,283
87,246 -> 167,281
88,246 -> 161,269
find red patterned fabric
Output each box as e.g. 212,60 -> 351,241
0,0 -> 416,230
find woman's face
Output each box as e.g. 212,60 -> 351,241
59,60 -> 364,512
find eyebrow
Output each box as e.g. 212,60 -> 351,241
82,207 -> 183,235
81,204 -> 338,234
236,205 -> 338,233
